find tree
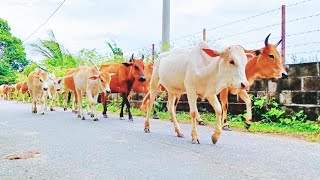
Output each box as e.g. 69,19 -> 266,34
0,18 -> 28,71
30,29 -> 77,68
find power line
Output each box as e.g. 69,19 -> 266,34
23,0 -> 66,42
287,0 -> 313,7
287,41 -> 320,48
287,50 -> 320,55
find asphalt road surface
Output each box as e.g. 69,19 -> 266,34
0,100 -> 319,179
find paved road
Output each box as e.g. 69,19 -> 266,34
0,100 -> 319,179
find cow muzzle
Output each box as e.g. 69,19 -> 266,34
281,72 -> 288,79
43,88 -> 48,91
106,89 -> 111,94
139,76 -> 146,82
240,82 -> 249,90
56,89 -> 61,91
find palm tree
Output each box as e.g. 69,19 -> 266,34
30,30 -> 75,67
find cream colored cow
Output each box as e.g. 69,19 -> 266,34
27,69 -> 51,115
142,41 -> 253,144
73,66 -> 114,121
47,73 -> 63,111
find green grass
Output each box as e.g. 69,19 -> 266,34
102,106 -> 320,142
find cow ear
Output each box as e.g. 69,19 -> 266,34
141,55 -> 144,60
89,75 -> 100,80
130,53 -> 134,62
202,48 -> 220,58
58,79 -> 62,84
255,50 -> 261,56
122,62 -> 132,67
246,53 -> 255,61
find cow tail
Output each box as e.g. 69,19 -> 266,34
140,91 -> 150,112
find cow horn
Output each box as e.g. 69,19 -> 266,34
275,39 -> 282,47
264,33 -> 271,47
141,55 -> 144,60
130,53 -> 134,62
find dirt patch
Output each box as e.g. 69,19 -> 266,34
2,150 -> 40,160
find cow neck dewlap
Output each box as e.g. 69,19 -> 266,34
245,56 -> 261,85
200,57 -> 228,95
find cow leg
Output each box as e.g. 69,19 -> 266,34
16,91 -> 19,103
101,93 -> 109,118
91,94 -> 99,121
22,93 -> 25,103
186,89 -> 200,144
76,88 -> 85,120
153,107 -> 159,119
123,94 -> 133,122
40,93 -> 46,115
168,92 -> 183,137
207,95 -> 223,144
220,88 -> 232,131
238,90 -> 252,130
50,93 -> 55,111
144,90 -> 157,133
31,91 -> 37,114
119,94 -> 126,120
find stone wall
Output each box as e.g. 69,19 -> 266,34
110,62 -> 320,121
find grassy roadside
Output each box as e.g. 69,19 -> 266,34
100,105 -> 320,143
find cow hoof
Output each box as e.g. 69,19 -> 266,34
50,108 -> 54,111
40,112 -> 45,115
144,128 -> 150,133
82,117 -> 85,120
103,114 -> 108,118
72,110 -> 78,114
153,114 -> 159,119
177,133 -> 184,138
87,112 -> 91,115
90,114 -> 94,118
32,111 -> 37,114
192,139 -> 200,144
244,122 -> 251,130
120,117 -> 125,120
64,108 -> 67,111
128,118 -> 133,122
198,121 -> 206,125
77,115 -> 81,118
93,118 -> 99,121
212,132 -> 221,144
222,125 -> 232,131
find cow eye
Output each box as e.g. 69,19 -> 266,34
229,60 -> 235,65
40,79 -> 43,82
269,55 -> 275,59
101,79 -> 104,83
134,66 -> 139,70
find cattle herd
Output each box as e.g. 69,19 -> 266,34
0,34 -> 287,144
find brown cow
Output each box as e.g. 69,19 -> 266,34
27,69 -> 51,114
0,85 -> 5,99
99,54 -> 146,121
3,85 -> 15,100
63,68 -> 78,113
125,62 -> 159,119
74,66 -> 114,121
16,81 -> 29,103
220,34 -> 287,131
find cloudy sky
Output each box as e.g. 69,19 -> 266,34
1,0 -> 319,64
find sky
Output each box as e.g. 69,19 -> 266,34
1,0 -> 319,64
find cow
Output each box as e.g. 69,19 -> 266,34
48,74 -> 63,111
124,62 -> 160,119
220,34 -> 287,131
99,54 -> 146,121
3,85 -> 15,100
73,66 -> 114,121
15,81 -> 29,103
141,41 -> 253,144
27,69 -> 51,114
0,85 -> 5,99
63,68 -> 78,113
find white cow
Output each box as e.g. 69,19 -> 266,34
48,73 -> 63,111
142,41 -> 253,144
73,66 -> 114,121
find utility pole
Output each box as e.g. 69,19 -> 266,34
162,0 -> 170,52
281,5 -> 286,65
